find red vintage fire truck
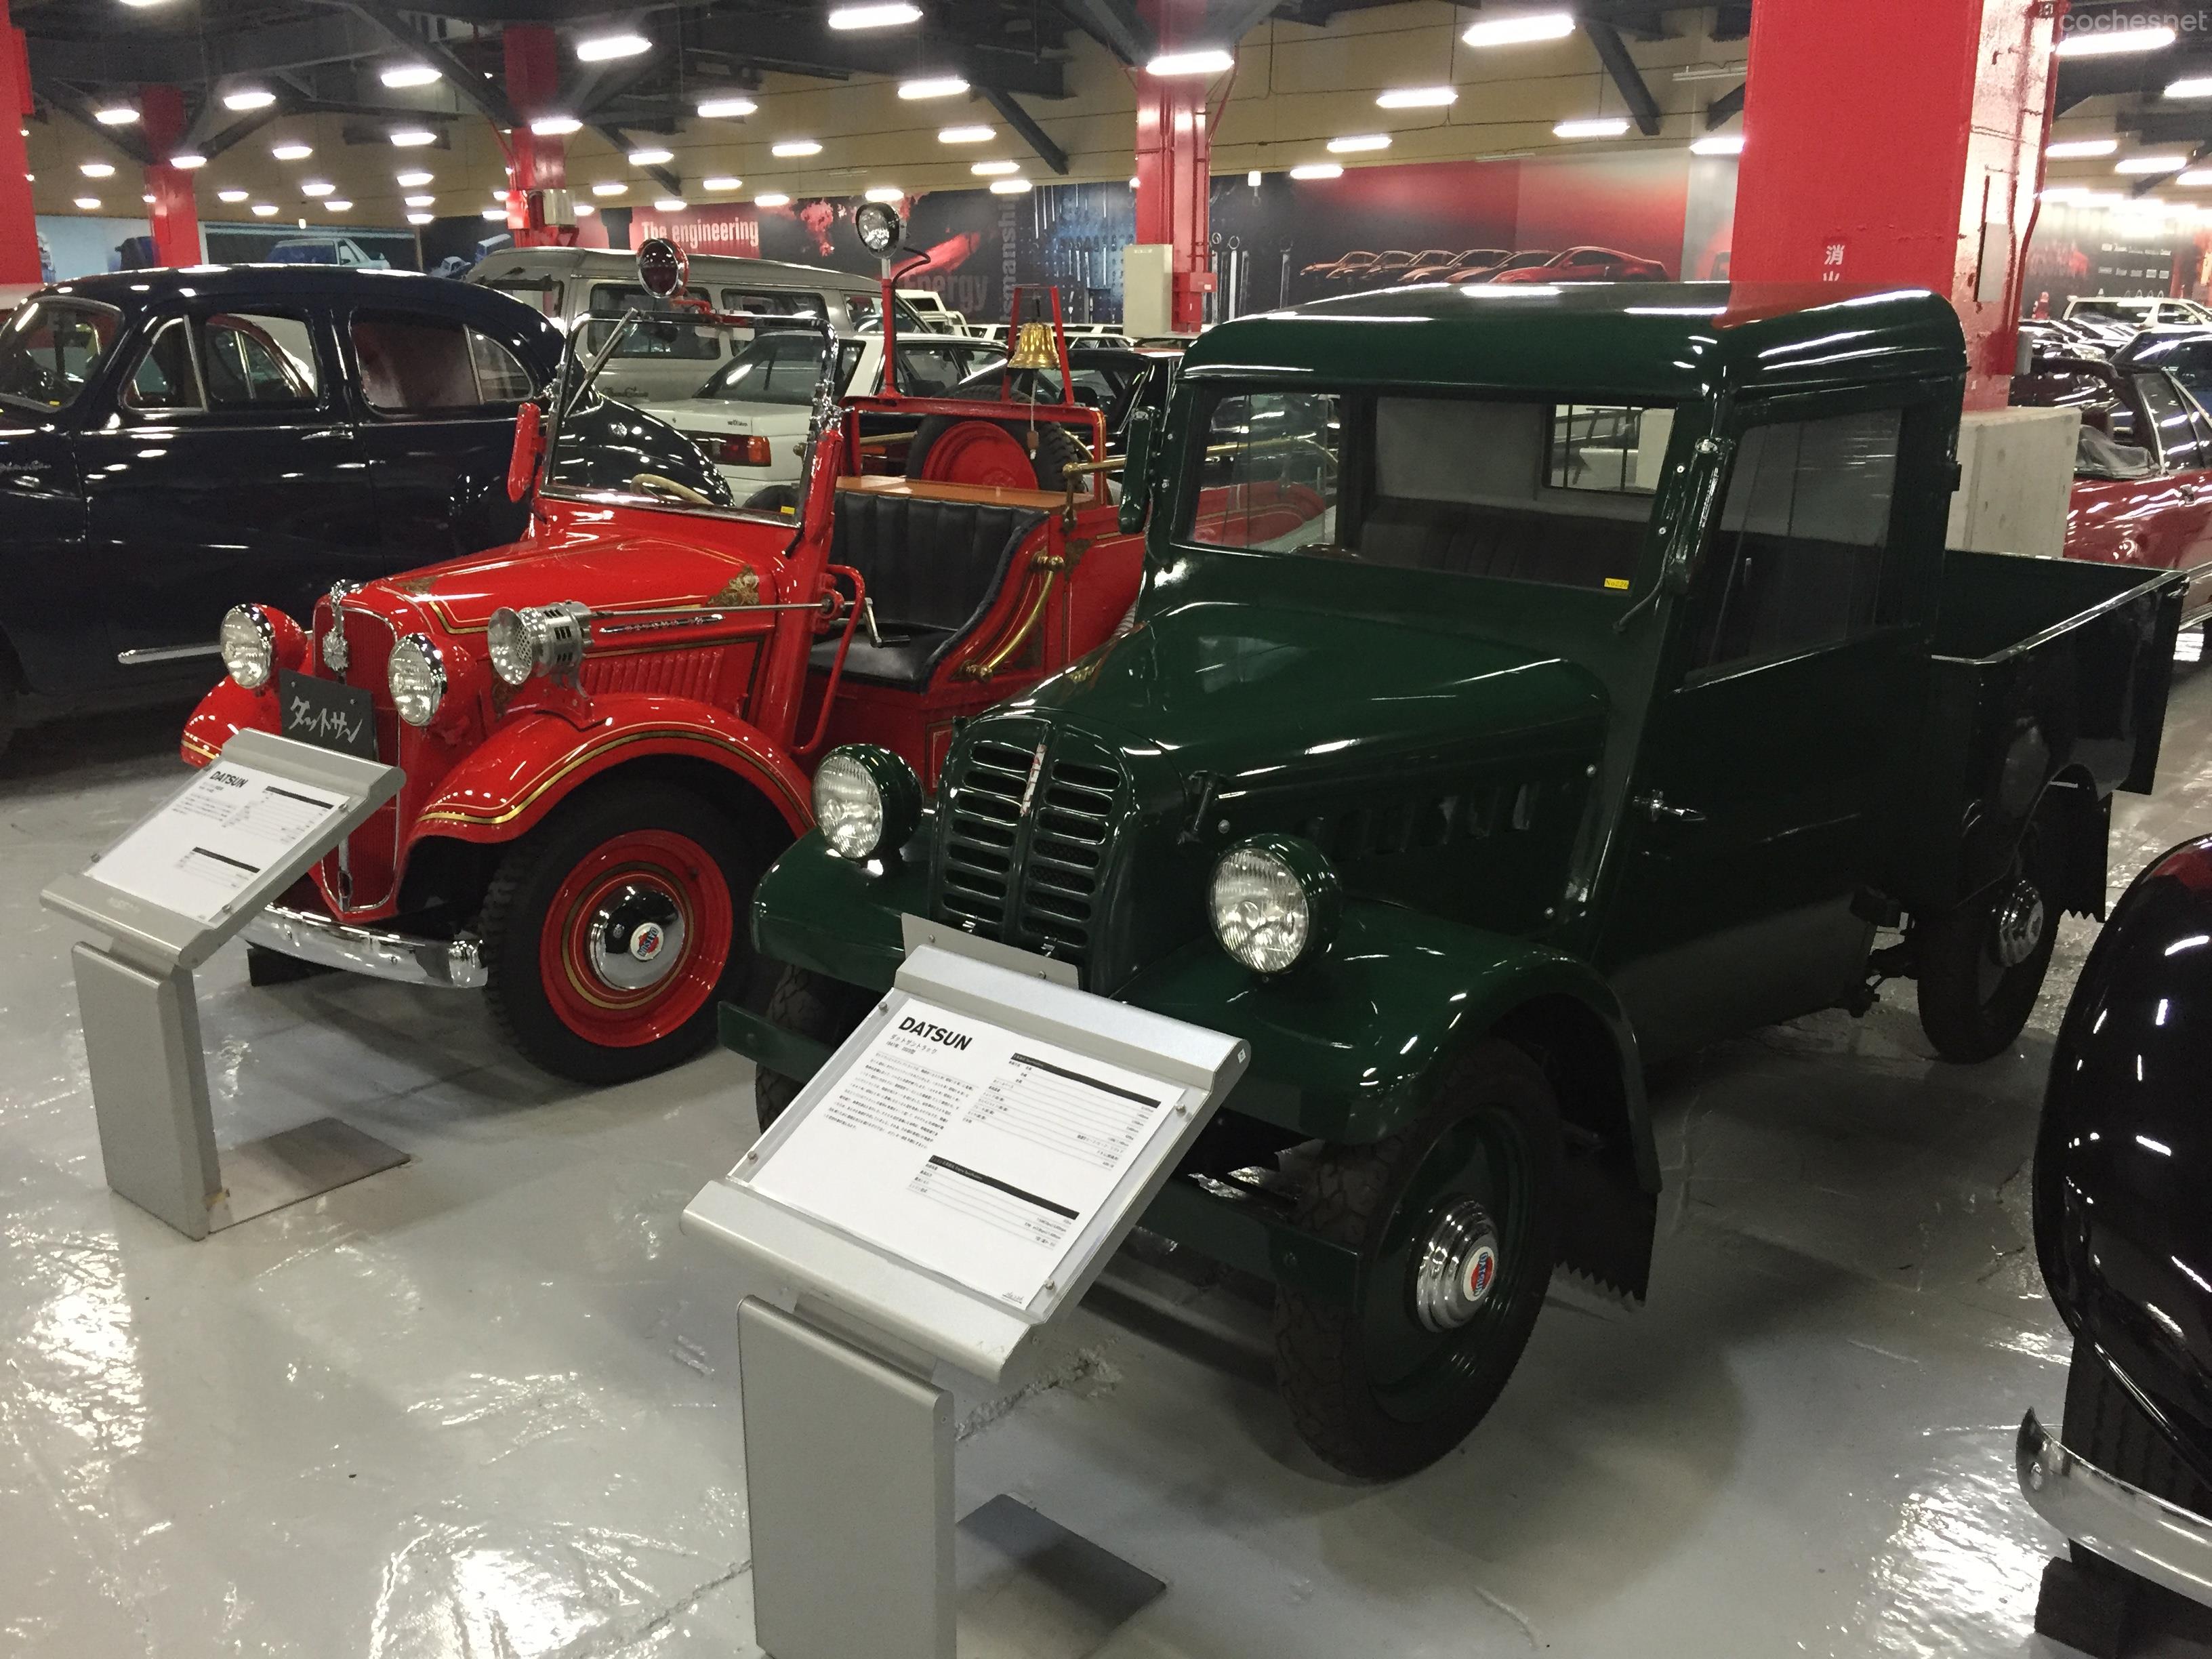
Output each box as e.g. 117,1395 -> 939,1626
182,237 -> 1153,1082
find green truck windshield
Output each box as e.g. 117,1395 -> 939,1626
1182,388 -> 1676,594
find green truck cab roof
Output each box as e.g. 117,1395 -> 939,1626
1177,282 -> 1969,402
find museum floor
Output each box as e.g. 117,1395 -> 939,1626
7,676 -> 2212,1659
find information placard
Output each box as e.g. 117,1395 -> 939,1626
747,995 -> 1191,1310
87,758 -> 349,928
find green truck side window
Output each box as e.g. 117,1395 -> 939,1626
1687,409 -> 1905,670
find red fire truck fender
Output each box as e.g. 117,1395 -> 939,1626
181,678 -> 276,767
409,696 -> 815,848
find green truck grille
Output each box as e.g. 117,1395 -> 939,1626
935,723 -> 1122,975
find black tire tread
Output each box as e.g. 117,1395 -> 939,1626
752,966 -> 876,1131
1917,816 -> 2062,1063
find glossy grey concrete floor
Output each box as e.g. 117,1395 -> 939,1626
6,674 -> 2212,1659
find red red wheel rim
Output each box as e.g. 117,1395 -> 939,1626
537,827 -> 734,1048
918,420 -> 1037,489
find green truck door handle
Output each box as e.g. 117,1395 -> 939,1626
1635,792 -> 1706,825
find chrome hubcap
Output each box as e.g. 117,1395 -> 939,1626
586,884 -> 686,991
1993,878 -> 2047,969
1412,1200 -> 1503,1333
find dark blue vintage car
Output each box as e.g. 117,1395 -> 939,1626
2018,834 -> 2212,1653
0,265 -> 724,754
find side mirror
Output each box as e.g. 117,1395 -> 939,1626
1119,407 -> 1158,535
508,399 -> 544,503
637,237 -> 689,299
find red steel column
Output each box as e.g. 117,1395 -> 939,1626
0,0 -> 38,286
1134,0 -> 1213,333
503,22 -> 570,248
139,85 -> 199,268
1732,0 -> 2057,409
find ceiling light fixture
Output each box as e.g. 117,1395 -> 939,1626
80,161 -> 115,178
899,76 -> 968,98
2169,76 -> 2212,98
697,96 -> 758,118
2055,23 -> 2177,56
2047,137 -> 2120,158
938,124 -> 994,143
271,142 -> 312,160
2117,154 -> 2190,173
407,211 -> 433,225
575,202 -> 596,217
703,175 -> 742,190
1248,169 -> 1261,185
396,169 -> 434,187
575,31 -> 650,61
169,152 -> 207,169
591,180 -> 627,196
74,197 -> 100,210
1555,117 -> 1632,138
1327,133 -> 1390,152
1147,47 -> 1233,75
654,197 -> 688,211
2180,168 -> 2212,186
223,87 -> 276,112
324,199 -> 352,211
1376,85 -> 1457,108
481,206 -> 508,220
629,146 -> 674,165
382,63 -> 441,88
772,139 -> 822,157
252,203 -> 279,216
756,191 -> 791,207
1690,132 -> 1745,156
405,194 -> 435,207
1462,10 -> 1575,47
302,180 -> 334,196
989,177 -> 1032,194
95,104 -> 140,125
864,184 -> 904,202
531,115 -> 581,136
390,128 -> 437,146
1290,161 -> 1343,179
828,3 -> 922,28
971,159 -> 1018,176
218,188 -> 249,203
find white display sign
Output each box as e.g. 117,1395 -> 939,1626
88,760 -> 349,927
747,996 -> 1189,1310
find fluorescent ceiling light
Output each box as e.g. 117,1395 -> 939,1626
629,146 -> 674,165
1673,64 -> 1742,82
756,191 -> 791,207
73,197 -> 100,210
697,96 -> 758,118
271,142 -> 312,161
95,105 -> 139,125
381,64 -> 441,88
2169,77 -> 2212,99
1290,161 -> 1343,179
575,31 -> 650,61
252,203 -> 279,216
900,76 -> 968,99
2046,137 -> 2118,158
989,177 -> 1033,194
575,202 -> 596,217
397,169 -> 434,187
80,161 -> 115,178
218,188 -> 249,203
223,87 -> 276,112
938,125 -> 994,143
1690,133 -> 1744,156
1555,117 -> 1631,138
1376,86 -> 1456,108
324,199 -> 352,211
591,180 -> 627,196
1328,133 -> 1390,153
2039,185 -> 2091,201
1147,47 -> 1233,75
390,128 -> 437,146
169,152 -> 206,169
2117,154 -> 2188,173
301,180 -> 334,196
971,159 -> 1018,175
772,139 -> 822,157
531,115 -> 581,136
2179,169 -> 2212,186
829,3 -> 921,27
2055,24 -> 2176,56
653,197 -> 687,211
405,194 -> 435,207
864,184 -> 905,202
1462,10 -> 1575,47
407,212 -> 432,225
481,207 -> 508,220
703,175 -> 742,190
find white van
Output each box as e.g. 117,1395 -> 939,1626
464,247 -> 932,402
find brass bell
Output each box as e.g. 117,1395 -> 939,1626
1008,319 -> 1057,370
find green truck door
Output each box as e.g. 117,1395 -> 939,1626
1601,404 -> 1923,1056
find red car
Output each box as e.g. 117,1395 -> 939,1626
181,249 -> 1147,1082
1443,249 -> 1557,283
1490,247 -> 1670,284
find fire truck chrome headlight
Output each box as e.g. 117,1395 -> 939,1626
814,744 -> 920,861
219,604 -> 276,689
387,634 -> 447,727
1208,834 -> 1340,975
487,607 -> 537,687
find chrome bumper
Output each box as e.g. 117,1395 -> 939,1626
243,904 -> 486,991
2018,1410 -> 2212,1607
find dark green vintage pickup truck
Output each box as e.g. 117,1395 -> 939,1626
722,283 -> 2183,1479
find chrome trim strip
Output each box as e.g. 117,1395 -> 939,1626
117,643 -> 223,665
2018,1410 -> 2212,1607
243,903 -> 485,991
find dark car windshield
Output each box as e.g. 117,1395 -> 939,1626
697,333 -> 863,405
0,297 -> 123,413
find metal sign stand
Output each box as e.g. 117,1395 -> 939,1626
41,730 -> 409,1240
684,944 -> 1249,1659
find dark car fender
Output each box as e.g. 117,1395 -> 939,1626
2036,835 -> 2212,1492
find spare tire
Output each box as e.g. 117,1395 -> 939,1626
905,417 -> 1089,492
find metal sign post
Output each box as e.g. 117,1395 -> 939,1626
684,943 -> 1248,1659
41,729 -> 409,1240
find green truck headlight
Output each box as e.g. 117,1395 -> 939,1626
814,744 -> 921,861
1209,833 -> 1340,975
